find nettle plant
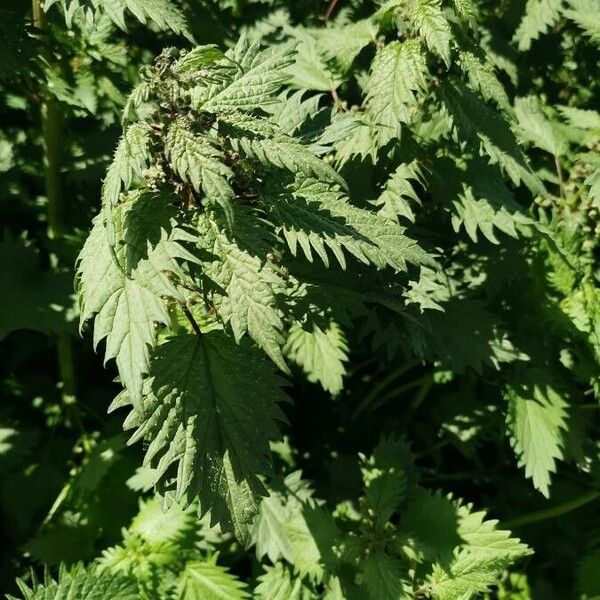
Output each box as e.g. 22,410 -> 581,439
69,1 -> 600,597
77,33 -> 436,538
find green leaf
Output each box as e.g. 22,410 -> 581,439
458,51 -> 511,112
284,319 -> 348,395
452,0 -> 480,26
281,505 -> 339,582
102,123 -> 150,210
77,217 -> 170,409
196,212 -> 289,372
177,557 -> 249,600
563,0 -> 600,44
559,105 -> 600,130
514,96 -> 567,156
366,40 -> 428,144
234,136 -> 346,188
120,332 -> 287,541
439,79 -> 546,196
513,0 -> 564,51
129,497 -> 193,544
404,266 -> 445,313
269,90 -> 325,137
317,112 -> 380,166
194,38 -> 296,113
409,0 -> 452,65
426,501 -> 532,599
451,186 -> 523,244
361,552 -> 406,600
360,439 -> 408,523
506,377 -> 569,497
253,471 -> 314,564
288,34 -> 342,92
165,119 -> 235,225
309,19 -> 376,73
402,490 -> 462,563
8,564 -> 137,600
252,473 -> 338,583
254,563 -> 317,600
374,160 -> 424,223
283,178 -> 435,272
175,45 -> 227,72
100,0 -> 190,37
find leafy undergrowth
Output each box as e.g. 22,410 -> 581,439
1,0 -> 599,598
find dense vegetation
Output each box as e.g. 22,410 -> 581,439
1,0 -> 599,598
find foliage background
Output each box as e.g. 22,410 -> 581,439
0,0 -> 599,598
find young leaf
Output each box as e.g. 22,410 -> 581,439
196,212 -> 289,372
7,563 -> 137,600
177,558 -> 249,600
426,502 -> 532,599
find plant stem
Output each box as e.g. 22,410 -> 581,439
32,0 -> 77,402
554,154 -> 565,201
182,304 -> 203,336
351,360 -> 419,418
503,490 -> 600,530
325,0 -> 341,21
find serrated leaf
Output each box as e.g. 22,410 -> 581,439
564,0 -> 600,44
197,212 -> 288,372
310,19 -> 376,73
77,217 -> 170,409
284,320 -> 348,395
102,123 -> 150,210
366,40 -> 428,145
514,96 -> 567,156
361,552 -> 406,600
165,119 -> 235,224
253,471 -> 314,564
409,0 -> 452,65
101,0 -> 190,37
459,51 -> 511,112
194,38 -> 296,113
439,79 -> 546,196
254,564 -> 317,600
375,160 -> 424,222
177,557 -> 249,600
427,501 -> 531,600
281,504 -> 339,582
451,186 -> 523,244
513,0 -> 564,50
287,178 -> 435,272
121,332 -> 287,541
129,497 -> 193,545
8,564 -> 137,600
506,378 -> 569,497
175,45 -> 227,72
234,136 -> 346,188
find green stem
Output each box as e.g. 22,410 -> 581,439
33,0 -> 77,402
402,374 -> 433,425
554,154 -> 565,201
503,490 -> 600,530
351,360 -> 419,418
368,376 -> 428,413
